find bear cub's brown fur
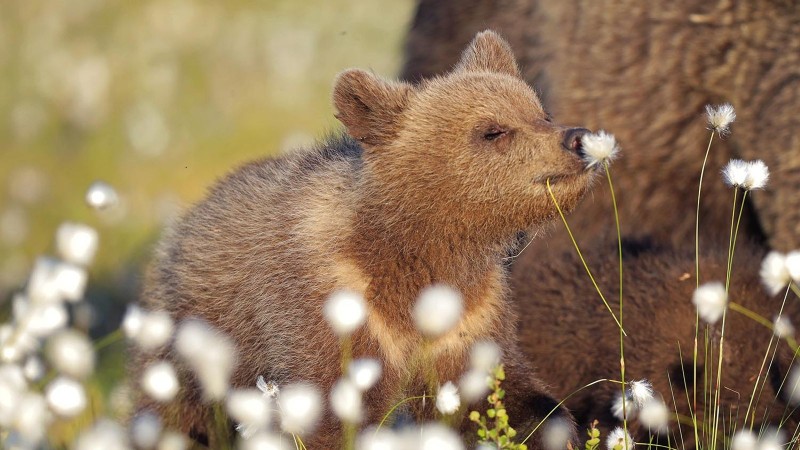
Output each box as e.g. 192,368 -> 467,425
135,31 -> 597,447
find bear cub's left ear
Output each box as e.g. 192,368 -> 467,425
455,30 -> 521,78
333,69 -> 414,148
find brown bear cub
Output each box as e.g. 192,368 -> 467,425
135,31 -> 599,447
512,239 -> 799,446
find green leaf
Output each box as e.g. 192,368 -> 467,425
487,408 -> 496,418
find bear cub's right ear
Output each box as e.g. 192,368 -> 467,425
333,69 -> 414,148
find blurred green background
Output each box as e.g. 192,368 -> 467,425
0,0 -> 415,322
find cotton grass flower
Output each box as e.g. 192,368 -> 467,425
705,103 -> 736,136
278,383 -> 322,436
722,159 -> 749,188
0,364 -> 26,426
46,329 -> 95,379
323,290 -> 367,336
786,251 -> 800,282
731,430 -> 758,450
86,181 -> 119,210
175,319 -> 236,400
141,361 -> 179,402
606,427 -> 633,450
330,378 -> 363,423
581,130 -> 620,169
73,419 -> 130,450
760,252 -> 792,295
611,393 -> 636,420
744,160 -> 769,190
412,284 -> 463,338
469,340 -> 501,372
13,295 -> 68,337
227,388 -> 271,434
435,381 -> 460,415
256,375 -> 279,398
12,392 -> 50,445
414,423 -> 465,450
27,257 -> 88,304
356,427 -> 400,450
56,222 -> 98,266
348,358 -> 382,391
157,431 -> 188,450
639,399 -> 670,434
628,379 -> 654,407
459,369 -> 491,403
785,366 -> 800,406
23,356 -> 44,381
130,412 -> 162,450
692,282 -> 728,324
45,376 -> 87,417
542,417 -> 573,450
773,316 -> 794,339
124,306 -> 174,351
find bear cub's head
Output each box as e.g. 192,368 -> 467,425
334,30 -> 598,240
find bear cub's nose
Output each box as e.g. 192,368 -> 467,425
562,127 -> 591,157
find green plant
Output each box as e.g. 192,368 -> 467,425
470,364 -> 528,449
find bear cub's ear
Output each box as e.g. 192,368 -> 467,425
455,30 -> 520,78
333,69 -> 414,148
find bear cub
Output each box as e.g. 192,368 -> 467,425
135,30 -> 598,447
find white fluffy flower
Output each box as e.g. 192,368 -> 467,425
256,375 -> 279,398
705,103 -> 736,135
330,378 -> 362,423
435,381 -> 461,415
581,130 -> 620,169
157,431 -> 188,450
639,399 -> 670,434
175,319 -> 236,400
722,159 -> 749,188
786,251 -> 800,282
773,316 -> 795,339
784,366 -> 800,406
227,388 -> 271,433
85,181 -> 119,211
141,361 -> 179,403
744,160 -> 769,190
56,222 -> 98,266
23,356 -> 45,381
730,430 -> 758,450
357,427 -> 400,450
137,310 -> 174,351
761,252 -> 792,295
12,391 -> 50,445
759,430 -> 785,450
611,393 -> 636,420
412,284 -> 464,338
279,383 -> 322,436
692,282 -> 728,324
459,369 -> 491,403
45,376 -> 87,417
323,290 -> 367,337
348,358 -> 382,392
46,329 -> 95,379
413,423 -> 464,450
0,364 -> 27,427
13,294 -> 68,337
73,419 -> 130,450
470,340 -> 501,372
27,257 -> 87,304
606,427 -> 633,450
130,412 -> 162,450
629,380 -> 654,407
542,417 -> 573,450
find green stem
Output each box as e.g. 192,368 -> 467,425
374,395 -> 430,433
546,179 -> 626,336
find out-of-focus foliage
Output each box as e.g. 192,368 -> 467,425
0,0 -> 414,310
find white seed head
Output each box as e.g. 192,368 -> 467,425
412,284 -> 464,338
611,393 -> 636,420
122,304 -> 144,338
692,282 -> 728,324
175,319 -> 236,401
761,252 -> 792,296
0,325 -> 38,363
27,257 -> 87,304
542,417 -> 573,450
469,340 -> 501,372
45,376 -> 87,417
12,391 -> 50,445
238,432 -> 289,450
459,369 -> 491,403
279,383 -> 321,436
758,429 -> 785,450
157,431 -> 188,450
56,222 -> 98,266
639,399 -> 670,434
722,159 -> 749,188
786,251 -> 800,282
226,388 -> 271,432
348,358 -> 382,392
134,310 -> 174,351
784,366 -> 800,406
323,290 -> 367,337
86,181 -> 120,211
330,378 -> 363,423
581,130 -> 620,169
435,381 -> 461,415
131,412 -> 162,450
414,423 -> 465,450
46,329 -> 95,379
73,419 -> 130,450
356,427 -> 400,450
23,356 -> 44,382
744,160 -> 769,190
773,316 -> 795,339
13,294 -> 68,338
705,103 -> 736,135
0,364 -> 27,427
256,375 -> 279,398
606,427 -> 634,450
730,430 -> 758,450
141,361 -> 179,403
629,380 -> 654,407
